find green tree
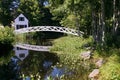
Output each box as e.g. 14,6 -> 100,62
48,0 -> 92,34
0,27 -> 14,56
17,0 -> 44,26
0,0 -> 12,26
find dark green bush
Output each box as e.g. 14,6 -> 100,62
0,27 -> 14,44
0,27 -> 14,56
105,33 -> 120,48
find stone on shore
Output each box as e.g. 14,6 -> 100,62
88,69 -> 99,79
80,51 -> 91,60
95,58 -> 103,68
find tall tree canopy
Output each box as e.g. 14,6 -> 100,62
48,0 -> 120,47
16,0 -> 57,26
17,0 -> 43,26
0,0 -> 13,26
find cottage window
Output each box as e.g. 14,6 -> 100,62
16,47 -> 24,50
16,25 -> 27,29
25,25 -> 27,28
16,25 -> 20,29
19,17 -> 24,21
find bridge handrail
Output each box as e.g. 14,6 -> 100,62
14,26 -> 84,36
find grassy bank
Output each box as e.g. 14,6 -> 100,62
94,48 -> 120,80
50,36 -> 120,80
50,36 -> 94,79
50,36 -> 93,54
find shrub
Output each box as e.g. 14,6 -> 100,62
0,27 -> 14,45
0,27 -> 14,55
99,49 -> 120,80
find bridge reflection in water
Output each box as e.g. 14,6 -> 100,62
15,43 -> 51,52
13,46 -> 65,80
14,43 -> 51,61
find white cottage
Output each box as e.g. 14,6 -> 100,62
14,14 -> 29,30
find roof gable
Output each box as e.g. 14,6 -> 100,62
14,14 -> 28,22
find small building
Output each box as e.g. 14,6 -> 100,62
14,14 -> 29,30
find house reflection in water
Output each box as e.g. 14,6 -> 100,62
14,47 -> 29,61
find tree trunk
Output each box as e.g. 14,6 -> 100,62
112,0 -> 116,35
118,0 -> 120,28
118,11 -> 120,26
92,10 -> 97,43
101,0 -> 105,45
90,1 -> 99,43
115,0 -> 120,35
98,13 -> 102,43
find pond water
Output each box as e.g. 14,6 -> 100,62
0,33 -> 71,80
0,32 -> 92,80
0,47 -> 66,80
13,48 -> 61,80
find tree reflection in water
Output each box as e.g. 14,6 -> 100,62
18,50 -> 59,79
0,46 -> 22,80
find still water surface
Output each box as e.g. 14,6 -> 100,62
0,32 -> 73,80
9,37 -> 68,80
13,48 -> 61,80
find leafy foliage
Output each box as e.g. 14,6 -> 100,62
0,0 -> 12,26
17,0 -> 44,26
0,27 -> 14,56
99,49 -> 120,80
60,14 -> 77,29
0,27 -> 14,45
49,0 -> 92,33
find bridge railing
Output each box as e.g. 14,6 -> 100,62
14,26 -> 84,36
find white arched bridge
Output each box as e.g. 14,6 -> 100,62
14,26 -> 84,36
14,26 -> 84,52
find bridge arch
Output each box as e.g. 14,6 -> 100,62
14,26 -> 84,36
